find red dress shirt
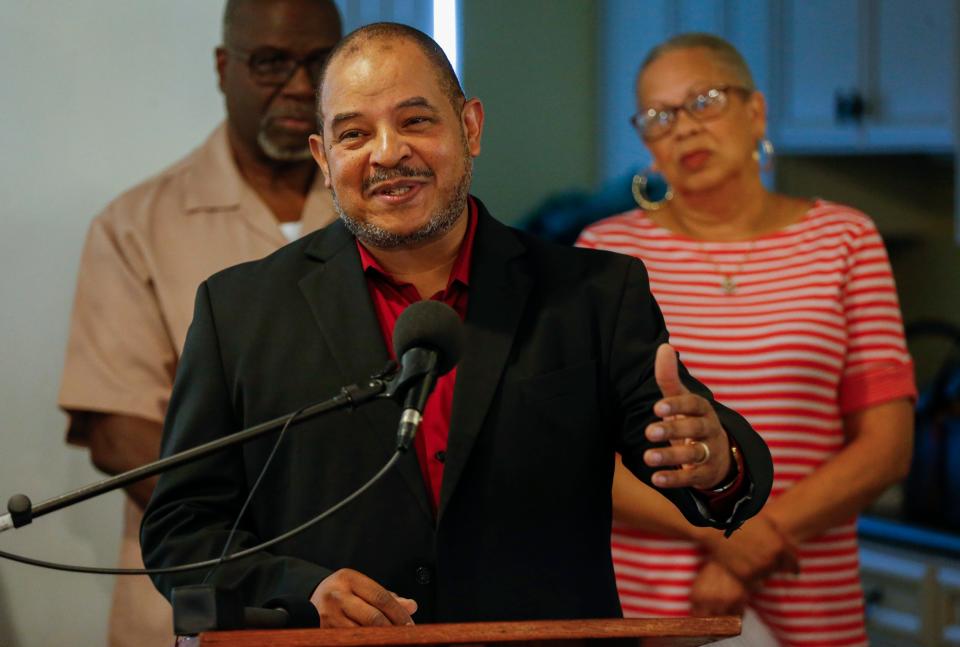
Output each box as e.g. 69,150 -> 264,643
357,199 -> 478,513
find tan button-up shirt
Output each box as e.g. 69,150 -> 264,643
58,122 -> 336,646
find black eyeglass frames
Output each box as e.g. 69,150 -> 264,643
224,46 -> 333,87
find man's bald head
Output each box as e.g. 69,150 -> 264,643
223,0 -> 340,46
316,22 -> 465,125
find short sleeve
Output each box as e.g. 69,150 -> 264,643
575,228 -> 601,249
838,218 -> 917,414
58,213 -> 177,444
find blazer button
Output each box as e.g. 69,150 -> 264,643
415,566 -> 433,585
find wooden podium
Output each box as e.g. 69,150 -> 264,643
176,617 -> 741,647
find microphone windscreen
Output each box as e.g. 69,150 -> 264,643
393,301 -> 464,376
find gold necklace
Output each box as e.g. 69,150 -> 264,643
697,241 -> 757,295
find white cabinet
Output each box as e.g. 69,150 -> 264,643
861,538 -> 960,646
772,0 -> 958,153
860,542 -> 937,645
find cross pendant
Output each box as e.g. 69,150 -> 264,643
721,275 -> 737,295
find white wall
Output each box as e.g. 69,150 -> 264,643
0,3 -> 223,645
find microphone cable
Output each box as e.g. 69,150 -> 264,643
0,406 -> 402,576
200,406 -> 304,585
0,300 -> 462,577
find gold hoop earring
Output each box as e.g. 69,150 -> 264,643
752,138 -> 775,173
631,170 -> 673,211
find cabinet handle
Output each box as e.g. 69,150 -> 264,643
835,89 -> 866,124
864,587 -> 884,607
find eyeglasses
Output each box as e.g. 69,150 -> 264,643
225,46 -> 333,87
630,85 -> 753,142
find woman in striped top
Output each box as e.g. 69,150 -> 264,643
577,34 -> 916,646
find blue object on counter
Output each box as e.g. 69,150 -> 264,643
859,515 -> 960,558
517,171 -> 638,245
903,320 -> 960,531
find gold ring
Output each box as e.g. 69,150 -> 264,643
694,441 -> 710,465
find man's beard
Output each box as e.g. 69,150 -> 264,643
257,113 -> 313,162
334,154 -> 472,250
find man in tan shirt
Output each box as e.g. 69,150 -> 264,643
58,1 -> 342,644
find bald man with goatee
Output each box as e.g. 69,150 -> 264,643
141,23 -> 772,627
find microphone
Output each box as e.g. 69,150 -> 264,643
389,301 -> 464,451
254,596 -> 321,628
173,586 -> 320,634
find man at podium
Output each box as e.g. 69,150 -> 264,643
141,23 -> 773,627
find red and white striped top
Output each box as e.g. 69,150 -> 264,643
577,200 -> 916,647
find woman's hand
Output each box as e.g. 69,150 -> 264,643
690,560 -> 749,617
701,514 -> 799,582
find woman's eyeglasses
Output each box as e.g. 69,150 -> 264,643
630,85 -> 753,142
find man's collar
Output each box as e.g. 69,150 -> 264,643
182,123 -> 245,214
182,122 -> 331,221
355,197 -> 479,289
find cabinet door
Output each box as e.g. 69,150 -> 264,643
773,0 -> 957,153
939,566 -> 960,645
860,543 -> 936,645
866,0 -> 956,151
774,0 -> 863,151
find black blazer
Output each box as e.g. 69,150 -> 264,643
142,198 -> 772,622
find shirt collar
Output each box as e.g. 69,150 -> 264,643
357,197 -> 478,290
182,123 -> 244,214
182,122 -> 334,230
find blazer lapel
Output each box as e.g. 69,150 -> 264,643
439,203 -> 532,520
298,222 -> 434,524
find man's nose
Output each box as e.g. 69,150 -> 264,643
280,62 -> 315,99
370,129 -> 412,168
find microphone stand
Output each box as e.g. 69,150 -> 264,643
0,313 -> 446,632
0,363 -> 398,533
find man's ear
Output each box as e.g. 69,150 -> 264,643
461,98 -> 484,157
309,133 -> 332,189
215,47 -> 228,94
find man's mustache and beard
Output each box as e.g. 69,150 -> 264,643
333,137 -> 472,250
258,104 -> 316,162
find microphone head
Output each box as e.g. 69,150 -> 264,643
393,301 -> 464,376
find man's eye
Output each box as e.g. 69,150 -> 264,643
404,116 -> 433,127
252,54 -> 290,71
337,129 -> 363,142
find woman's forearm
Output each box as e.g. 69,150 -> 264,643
612,455 -> 702,539
762,398 -> 914,544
